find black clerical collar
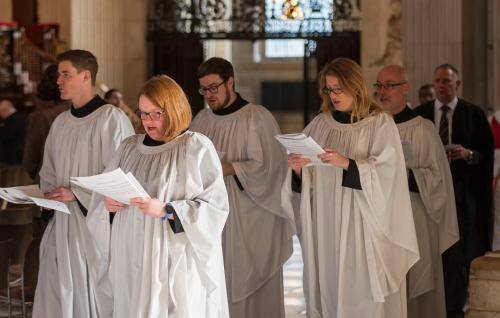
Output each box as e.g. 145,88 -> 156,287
142,129 -> 189,146
213,93 -> 249,115
332,111 -> 357,124
71,95 -> 107,118
143,134 -> 165,146
393,106 -> 417,124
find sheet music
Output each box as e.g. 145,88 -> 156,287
275,133 -> 325,163
0,185 -> 70,214
30,197 -> 71,214
70,168 -> 150,205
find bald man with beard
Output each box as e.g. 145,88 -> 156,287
375,65 -> 459,318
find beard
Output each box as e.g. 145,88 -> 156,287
211,83 -> 232,110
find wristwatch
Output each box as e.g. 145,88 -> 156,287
161,203 -> 175,221
467,150 -> 474,162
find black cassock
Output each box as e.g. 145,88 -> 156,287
415,98 -> 493,318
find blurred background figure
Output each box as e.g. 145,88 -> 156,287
0,99 -> 26,167
104,88 -> 143,133
22,64 -> 70,182
418,83 -> 436,105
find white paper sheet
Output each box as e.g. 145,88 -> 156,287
275,133 -> 325,164
0,185 -> 70,214
70,168 -> 150,204
30,197 -> 71,214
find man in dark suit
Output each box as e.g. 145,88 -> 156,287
414,64 -> 494,318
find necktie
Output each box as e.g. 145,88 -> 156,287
439,105 -> 450,145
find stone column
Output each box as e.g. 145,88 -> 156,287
488,0 -> 500,112
70,0 -> 124,91
402,0 -> 462,106
121,0 -> 147,105
361,0 -> 401,93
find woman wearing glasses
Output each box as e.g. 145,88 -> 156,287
285,58 -> 419,318
86,75 -> 230,317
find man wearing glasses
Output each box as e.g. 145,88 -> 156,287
414,64 -> 493,318
375,65 -> 459,318
190,57 -> 294,318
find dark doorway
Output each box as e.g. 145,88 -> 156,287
150,39 -> 205,115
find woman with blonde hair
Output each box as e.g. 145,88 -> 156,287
285,58 -> 419,318
87,75 -> 230,317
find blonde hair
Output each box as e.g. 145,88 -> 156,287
318,58 -> 382,122
139,75 -> 192,142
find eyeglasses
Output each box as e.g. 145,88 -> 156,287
322,86 -> 343,95
373,82 -> 407,90
198,80 -> 226,95
135,109 -> 165,121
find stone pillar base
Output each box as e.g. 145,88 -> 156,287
468,252 -> 500,316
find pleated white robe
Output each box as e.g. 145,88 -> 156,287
396,116 -> 459,318
283,112 -> 419,318
86,132 -> 230,318
190,104 -> 295,318
33,105 -> 134,318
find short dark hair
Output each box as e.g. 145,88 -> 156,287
37,64 -> 61,101
104,88 -> 120,100
418,84 -> 433,93
57,49 -> 98,85
197,57 -> 234,82
434,63 -> 459,77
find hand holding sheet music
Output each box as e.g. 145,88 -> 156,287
70,168 -> 150,205
0,185 -> 71,214
275,133 -> 325,164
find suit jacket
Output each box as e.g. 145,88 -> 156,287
415,98 -> 494,261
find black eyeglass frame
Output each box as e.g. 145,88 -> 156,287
321,86 -> 343,95
198,80 -> 227,95
135,109 -> 166,121
373,82 -> 407,90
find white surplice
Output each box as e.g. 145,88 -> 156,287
86,132 -> 230,318
190,104 -> 295,318
33,105 -> 134,318
397,116 -> 459,318
283,112 -> 419,318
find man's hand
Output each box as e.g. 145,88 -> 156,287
318,148 -> 349,169
44,186 -> 76,202
221,160 -> 236,176
449,144 -> 471,161
130,197 -> 166,218
104,197 -> 125,213
287,154 -> 311,175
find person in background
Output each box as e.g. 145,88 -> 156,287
190,57 -> 294,318
418,84 -> 436,105
489,110 -> 500,251
376,64 -> 458,318
104,88 -> 143,133
0,99 -> 26,166
23,64 -> 70,182
414,64 -> 494,318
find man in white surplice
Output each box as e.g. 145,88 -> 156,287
375,65 -> 459,318
190,57 -> 295,318
32,50 -> 134,318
